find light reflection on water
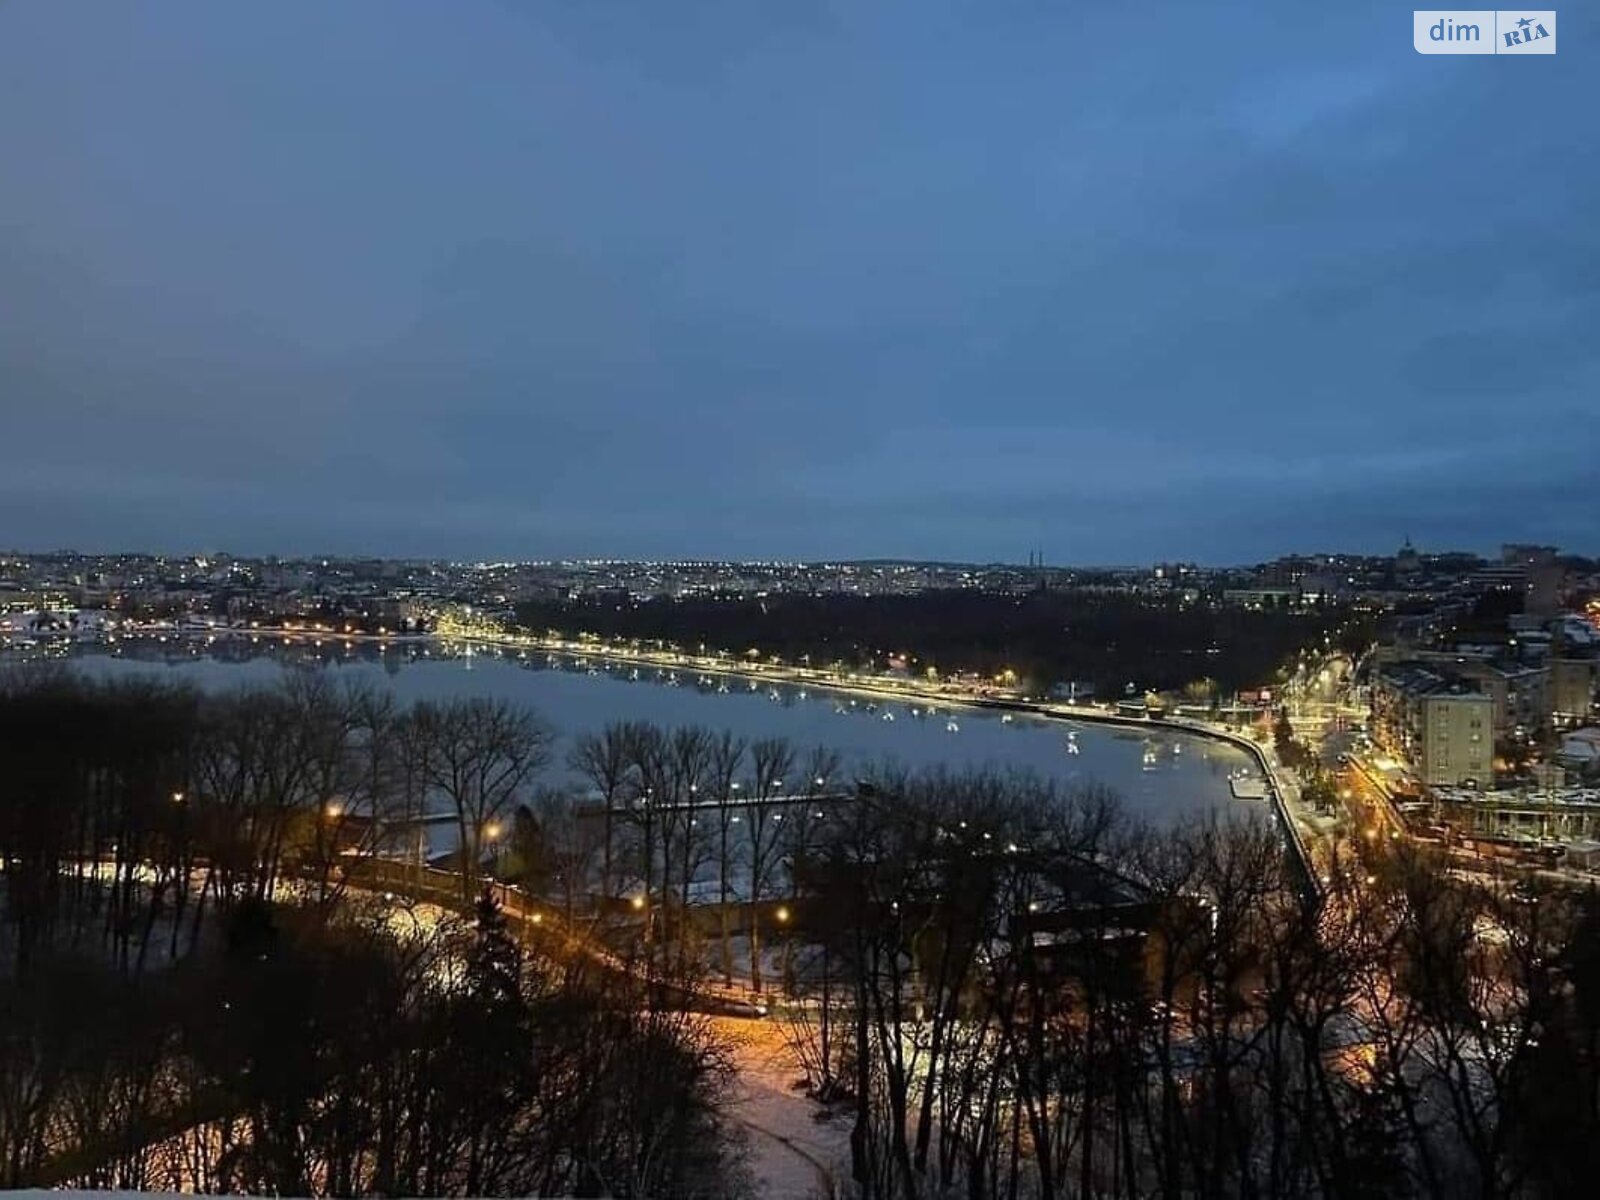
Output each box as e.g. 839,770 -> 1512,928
47,637 -> 1254,827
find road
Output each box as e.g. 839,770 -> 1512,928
433,618 -> 1332,894
353,859 -> 772,1017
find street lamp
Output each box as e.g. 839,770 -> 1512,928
483,820 -> 507,902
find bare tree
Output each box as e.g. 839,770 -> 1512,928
409,698 -> 551,902
569,721 -> 647,906
666,725 -> 714,978
627,724 -> 671,976
708,730 -> 747,985
744,737 -> 795,994
519,787 -> 600,923
785,745 -> 842,901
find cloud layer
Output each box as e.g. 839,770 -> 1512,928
1,2 -> 1595,562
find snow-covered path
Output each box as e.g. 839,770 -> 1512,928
714,1018 -> 851,1199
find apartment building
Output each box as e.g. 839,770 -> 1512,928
1552,656 -> 1598,725
1372,662 -> 1494,788
1456,661 -> 1548,737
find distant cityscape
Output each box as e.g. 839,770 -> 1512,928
5,539 -> 1599,849
4,539 -> 1598,622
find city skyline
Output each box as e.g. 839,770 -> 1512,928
2,2 -> 1596,561
0,538 -> 1588,571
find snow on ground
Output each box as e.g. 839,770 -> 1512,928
702,932 -> 793,991
714,1016 -> 852,1200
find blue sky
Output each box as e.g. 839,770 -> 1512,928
1,2 -> 1595,563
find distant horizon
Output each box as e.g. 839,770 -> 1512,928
3,537 -> 1585,572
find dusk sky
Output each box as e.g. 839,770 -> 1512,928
1,2 -> 1594,564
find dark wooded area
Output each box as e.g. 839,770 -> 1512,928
517,589 -> 1372,697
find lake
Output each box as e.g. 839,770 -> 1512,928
44,635 -> 1255,826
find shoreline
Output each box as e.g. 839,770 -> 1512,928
448,629 -> 1322,897
15,624 -> 1320,897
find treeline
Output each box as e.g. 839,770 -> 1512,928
12,669 -> 1600,1197
516,590 -> 1368,697
0,671 -> 743,1195
556,721 -> 842,992
767,774 -> 1600,1199
3,892 -> 741,1195
0,667 -> 555,978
